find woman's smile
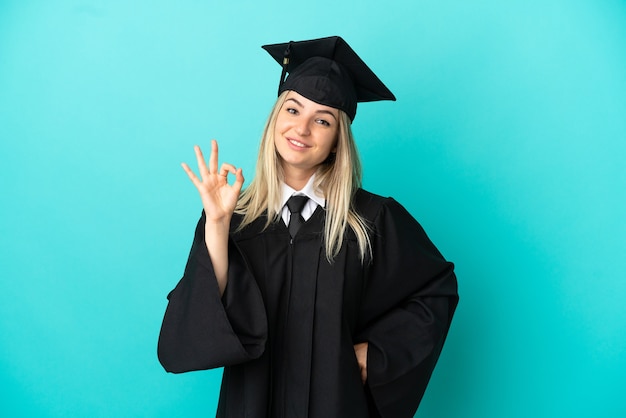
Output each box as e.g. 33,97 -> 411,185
286,136 -> 312,149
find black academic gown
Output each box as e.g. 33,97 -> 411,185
158,189 -> 458,418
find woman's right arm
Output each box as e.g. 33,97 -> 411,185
181,140 -> 244,296
158,141 -> 267,373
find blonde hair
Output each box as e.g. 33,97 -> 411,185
236,91 -> 371,262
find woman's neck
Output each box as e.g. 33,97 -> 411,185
282,167 -> 316,191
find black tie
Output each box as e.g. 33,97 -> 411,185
286,195 -> 309,238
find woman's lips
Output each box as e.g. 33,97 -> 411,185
287,137 -> 310,148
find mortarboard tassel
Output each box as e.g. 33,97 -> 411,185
278,42 -> 292,95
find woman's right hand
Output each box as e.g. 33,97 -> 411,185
181,140 -> 244,225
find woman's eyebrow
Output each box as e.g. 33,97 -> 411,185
316,109 -> 338,121
286,98 -> 303,107
286,97 -> 338,121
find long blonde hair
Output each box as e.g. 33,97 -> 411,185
236,91 -> 371,262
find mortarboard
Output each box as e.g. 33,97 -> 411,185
262,36 -> 396,121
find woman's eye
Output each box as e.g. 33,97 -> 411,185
316,119 -> 330,127
286,108 -> 298,115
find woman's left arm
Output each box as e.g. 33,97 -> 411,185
355,197 -> 459,418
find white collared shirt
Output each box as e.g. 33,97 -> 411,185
279,173 -> 326,226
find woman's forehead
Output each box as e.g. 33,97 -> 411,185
285,91 -> 339,115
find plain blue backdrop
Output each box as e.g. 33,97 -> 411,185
1,0 -> 625,417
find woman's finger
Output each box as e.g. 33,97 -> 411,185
181,162 -> 202,187
232,168 -> 245,194
208,139 -> 219,174
219,163 -> 237,178
194,145 -> 210,180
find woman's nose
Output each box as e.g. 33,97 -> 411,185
295,119 -> 311,136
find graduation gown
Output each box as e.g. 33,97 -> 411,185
158,189 -> 458,417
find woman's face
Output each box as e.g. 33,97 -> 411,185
274,91 -> 339,180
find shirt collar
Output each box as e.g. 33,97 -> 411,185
279,173 -> 326,210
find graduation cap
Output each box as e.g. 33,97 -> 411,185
262,36 -> 396,121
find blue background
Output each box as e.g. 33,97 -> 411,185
1,1 -> 625,417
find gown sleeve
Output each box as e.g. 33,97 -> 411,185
355,198 -> 458,417
157,212 -> 267,373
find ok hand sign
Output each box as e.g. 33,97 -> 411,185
181,140 -> 244,225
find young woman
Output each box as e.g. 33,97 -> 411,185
158,36 -> 458,418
